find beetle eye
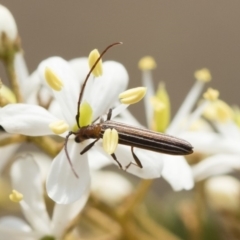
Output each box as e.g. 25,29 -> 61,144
74,136 -> 81,143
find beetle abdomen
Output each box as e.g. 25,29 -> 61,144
101,121 -> 193,155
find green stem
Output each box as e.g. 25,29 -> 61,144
0,134 -> 26,146
4,55 -> 23,102
29,136 -> 63,158
134,210 -> 183,240
117,179 -> 153,218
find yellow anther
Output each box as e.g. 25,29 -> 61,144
138,56 -> 157,70
49,120 -> 69,134
119,87 -> 146,105
9,189 -> 23,203
103,128 -> 119,154
194,68 -> 212,82
152,82 -> 170,132
0,84 -> 16,103
45,67 -> 64,91
79,101 -> 93,127
232,106 -> 240,128
203,88 -> 219,101
203,99 -> 233,123
150,96 -> 165,112
88,49 -> 103,77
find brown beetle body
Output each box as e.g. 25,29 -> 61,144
64,43 -> 194,178
74,120 -> 193,156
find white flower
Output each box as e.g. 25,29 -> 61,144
204,175 -> 240,213
188,118 -> 240,181
0,56 -> 164,204
137,61 -> 213,191
0,51 -> 87,172
91,170 -> 133,206
178,88 -> 240,182
0,154 -> 88,240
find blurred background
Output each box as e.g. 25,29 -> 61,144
1,0 -> 240,124
1,2 -> 240,239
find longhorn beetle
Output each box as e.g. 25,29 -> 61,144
64,42 -> 193,178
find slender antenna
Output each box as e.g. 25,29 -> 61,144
64,131 -> 79,178
75,42 -> 122,128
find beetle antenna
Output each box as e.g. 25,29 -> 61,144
64,131 -> 79,178
75,42 -> 122,128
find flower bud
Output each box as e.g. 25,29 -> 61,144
0,5 -> 18,47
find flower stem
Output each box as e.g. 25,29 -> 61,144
0,34 -> 22,102
116,179 -> 153,218
4,54 -> 23,102
0,134 -> 26,146
134,210 -> 183,240
29,136 -> 63,157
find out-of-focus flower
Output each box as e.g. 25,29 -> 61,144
91,170 -> 133,206
0,154 -> 88,240
136,59 -> 212,191
204,175 -> 240,213
184,90 -> 240,181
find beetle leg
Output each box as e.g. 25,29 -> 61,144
64,131 -> 79,178
125,146 -> 143,170
92,108 -> 112,124
111,153 -> 122,169
80,138 -> 100,155
107,108 -> 112,120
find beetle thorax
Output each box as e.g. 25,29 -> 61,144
74,124 -> 101,143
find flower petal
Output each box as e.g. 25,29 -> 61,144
161,155 -> 194,191
89,127 -> 163,178
0,104 -> 58,136
84,61 -> 128,119
14,53 -> 29,95
0,216 -> 42,240
10,156 -> 51,232
181,131 -> 240,155
88,145 -> 112,169
46,140 -> 90,204
38,57 -> 80,127
192,154 -> 240,181
0,133 -> 20,173
91,170 -> 133,206
22,71 -> 42,104
69,57 -> 89,85
113,145 -> 163,178
167,81 -> 205,135
0,216 -> 31,232
51,185 -> 89,238
0,5 -> 17,42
